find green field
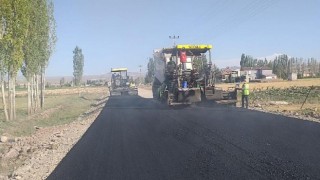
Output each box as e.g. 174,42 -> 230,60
245,86 -> 320,117
0,87 -> 107,137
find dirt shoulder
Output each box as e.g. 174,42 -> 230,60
248,104 -> 320,123
138,87 -> 153,99
2,87 -> 316,179
139,86 -> 319,123
0,96 -> 108,180
216,78 -> 320,90
1,87 -> 107,97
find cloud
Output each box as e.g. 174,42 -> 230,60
257,53 -> 287,61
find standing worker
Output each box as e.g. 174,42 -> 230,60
241,80 -> 250,108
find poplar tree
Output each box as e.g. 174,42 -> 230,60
1,0 -> 56,119
21,0 -> 56,114
73,46 -> 84,87
0,0 -> 30,120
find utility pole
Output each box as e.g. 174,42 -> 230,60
169,35 -> 179,46
139,65 -> 142,85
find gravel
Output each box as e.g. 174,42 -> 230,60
0,96 -> 108,180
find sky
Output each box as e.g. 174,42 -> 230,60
46,0 -> 320,76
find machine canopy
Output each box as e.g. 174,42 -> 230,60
111,68 -> 128,72
162,44 -> 213,56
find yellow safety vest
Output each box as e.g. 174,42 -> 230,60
242,83 -> 250,95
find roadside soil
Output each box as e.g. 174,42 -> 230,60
1,87 -> 316,179
0,96 -> 108,180
139,86 -> 320,123
216,78 -> 320,90
248,103 -> 320,123
1,87 -> 106,97
138,87 -> 153,99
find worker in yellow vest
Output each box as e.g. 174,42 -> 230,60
129,82 -> 135,88
241,80 -> 250,108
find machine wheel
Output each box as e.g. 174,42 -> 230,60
152,78 -> 161,100
121,91 -> 129,96
166,93 -> 173,105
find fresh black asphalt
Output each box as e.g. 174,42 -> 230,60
48,95 -> 320,180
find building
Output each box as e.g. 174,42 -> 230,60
257,67 -> 277,79
241,67 -> 277,80
221,68 -> 233,81
221,67 -> 241,83
302,70 -> 312,78
288,73 -> 297,81
240,67 -> 258,81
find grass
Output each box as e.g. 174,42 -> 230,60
217,78 -> 320,117
0,87 -> 108,137
239,86 -> 320,118
250,86 -> 320,104
1,86 -> 108,97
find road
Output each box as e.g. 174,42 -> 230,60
48,92 -> 320,180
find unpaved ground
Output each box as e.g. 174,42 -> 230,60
249,105 -> 320,123
216,78 -> 320,90
139,87 -> 320,123
2,87 -> 106,97
44,87 -> 107,96
138,87 -> 153,99
0,96 -> 108,180
1,88 -> 317,179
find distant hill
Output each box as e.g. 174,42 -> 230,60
38,72 -> 144,84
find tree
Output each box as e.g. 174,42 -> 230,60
73,46 -> 84,86
192,54 -> 208,77
0,7 -> 7,120
1,0 -> 30,120
22,0 -> 44,114
21,0 -> 56,114
60,77 -> 65,87
129,77 -> 134,83
145,58 -> 154,84
0,18 -> 9,121
264,58 -> 268,66
40,0 -> 57,109
212,64 -> 221,83
240,53 -> 319,79
257,59 -> 264,67
1,0 -> 56,119
318,63 -> 320,77
240,54 -> 255,68
240,53 -> 245,67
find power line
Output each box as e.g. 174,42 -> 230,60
185,0 -> 234,42
190,0 -> 279,42
215,0 -> 277,39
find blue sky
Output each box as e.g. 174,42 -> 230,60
46,0 -> 320,76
